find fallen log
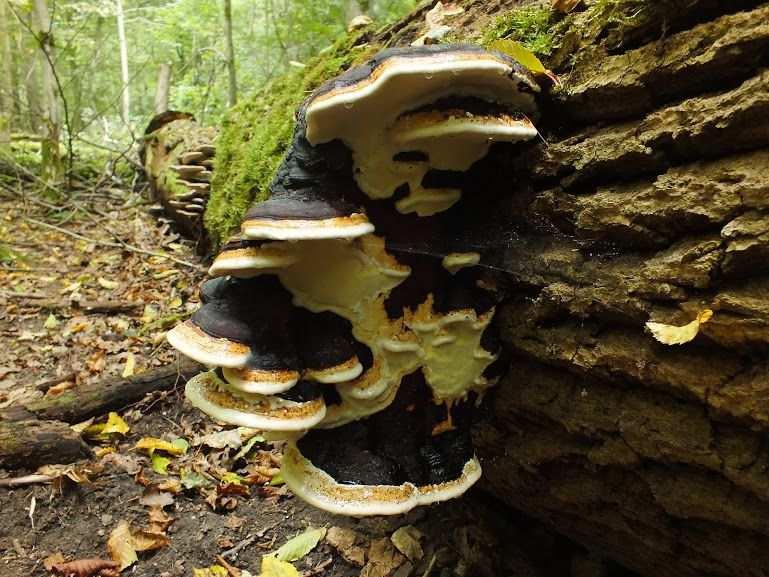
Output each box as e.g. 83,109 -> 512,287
0,358 -> 202,470
0,357 -> 202,424
140,110 -> 217,247
0,420 -> 91,470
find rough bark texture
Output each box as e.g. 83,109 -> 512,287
0,358 -> 202,425
141,111 -> 217,247
0,420 -> 91,469
465,2 -> 769,577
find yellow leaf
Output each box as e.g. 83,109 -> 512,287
259,556 -> 299,577
193,566 -> 228,577
84,412 -> 129,440
273,527 -> 326,562
488,39 -> 546,73
646,309 -> 713,346
44,313 -> 59,329
152,453 -> 171,475
130,528 -> 169,552
104,412 -> 130,435
134,437 -> 187,456
122,353 -> 136,378
98,277 -> 120,290
107,521 -> 138,570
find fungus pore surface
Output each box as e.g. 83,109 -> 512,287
168,45 -> 542,516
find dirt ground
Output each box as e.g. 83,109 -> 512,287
0,182 -> 588,577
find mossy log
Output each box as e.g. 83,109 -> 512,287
0,359 -> 202,469
1,358 -> 202,424
140,111 -> 218,247
197,1 -> 769,575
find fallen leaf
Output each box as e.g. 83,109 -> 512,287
390,525 -> 424,562
273,527 -> 327,562
148,505 -> 174,534
551,0 -> 582,12
122,352 -> 136,378
259,556 -> 299,577
193,565 -> 229,577
130,528 -> 169,552
98,277 -> 120,290
326,527 -> 365,567
196,428 -> 243,450
360,538 -> 405,577
44,313 -> 59,329
50,558 -> 119,577
231,433 -> 265,459
157,478 -> 182,493
181,468 -> 213,490
107,521 -> 138,570
139,486 -> 175,507
134,437 -> 187,456
225,515 -> 246,530
152,453 -> 171,475
269,472 -> 285,486
43,552 -> 66,571
646,309 -> 713,345
488,38 -> 547,73
85,412 -> 130,440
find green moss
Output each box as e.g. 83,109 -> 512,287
481,4 -> 556,56
205,31 -> 380,247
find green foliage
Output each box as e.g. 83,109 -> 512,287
205,32 -> 380,246
482,4 -> 555,56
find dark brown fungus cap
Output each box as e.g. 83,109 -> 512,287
296,311 -> 363,384
208,235 -> 298,278
241,192 -> 374,241
281,372 -> 481,515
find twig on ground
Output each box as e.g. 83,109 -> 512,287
0,474 -> 55,488
215,555 -> 242,577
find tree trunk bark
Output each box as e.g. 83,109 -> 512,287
465,2 -> 769,577
154,63 -> 172,115
0,1 -> 13,146
223,0 -> 237,107
115,0 -> 131,125
31,0 -> 61,182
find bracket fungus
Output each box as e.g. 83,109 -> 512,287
168,44 -> 543,516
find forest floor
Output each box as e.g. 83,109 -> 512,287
0,175 -> 576,577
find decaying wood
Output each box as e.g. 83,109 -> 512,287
140,111 -> 217,247
464,3 -> 769,577
1,357 -> 202,424
0,359 -> 202,469
0,419 -> 91,469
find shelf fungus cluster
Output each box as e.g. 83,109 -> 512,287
168,45 -> 542,516
141,111 -> 217,235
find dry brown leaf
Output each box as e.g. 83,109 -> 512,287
551,0 -> 582,13
43,552 -> 66,571
148,505 -> 174,534
50,558 -> 119,577
107,521 -> 138,570
130,528 -> 170,552
390,525 -> 423,563
326,526 -> 366,567
646,309 -> 713,345
139,486 -> 175,507
360,538 -> 405,577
